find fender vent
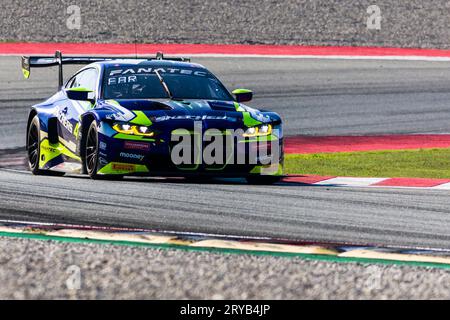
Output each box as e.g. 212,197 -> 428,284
48,117 -> 59,144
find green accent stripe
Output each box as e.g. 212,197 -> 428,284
0,231 -> 450,270
67,87 -> 93,92
250,164 -> 284,176
234,102 -> 246,112
240,134 -> 278,143
232,89 -> 252,95
130,111 -> 152,126
105,100 -> 122,108
243,112 -> 262,127
39,139 -> 80,168
98,162 -> 149,175
113,133 -> 156,142
22,68 -> 30,79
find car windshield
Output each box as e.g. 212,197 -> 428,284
102,66 -> 234,101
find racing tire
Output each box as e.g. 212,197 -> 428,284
85,121 -> 100,179
245,176 -> 282,185
83,121 -> 125,180
27,116 -> 64,176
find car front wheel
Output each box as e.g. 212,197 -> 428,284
85,121 -> 100,179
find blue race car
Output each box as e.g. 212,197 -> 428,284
22,51 -> 283,184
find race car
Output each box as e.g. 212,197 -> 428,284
22,51 -> 284,184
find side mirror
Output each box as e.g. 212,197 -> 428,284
233,89 -> 253,103
65,88 -> 95,102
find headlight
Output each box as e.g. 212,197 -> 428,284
243,124 -> 272,137
259,124 -> 271,134
112,123 -> 155,137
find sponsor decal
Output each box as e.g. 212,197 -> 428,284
105,112 -> 127,121
112,163 -> 136,172
253,112 -> 271,123
99,142 -> 107,150
74,123 -> 80,140
57,107 -> 74,134
154,115 -> 235,122
107,76 -> 137,85
107,68 -> 208,86
108,68 -> 207,77
124,141 -> 151,151
99,157 -> 108,167
41,145 -> 57,153
120,152 -> 145,162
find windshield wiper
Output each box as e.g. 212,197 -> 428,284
154,70 -> 174,100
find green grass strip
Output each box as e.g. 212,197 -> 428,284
285,148 -> 450,179
1,231 -> 450,270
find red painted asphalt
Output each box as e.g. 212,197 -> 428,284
284,135 -> 450,154
283,135 -> 450,188
4,42 -> 450,57
282,175 -> 335,184
282,175 -> 450,188
373,178 -> 450,188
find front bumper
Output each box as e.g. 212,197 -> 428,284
96,128 -> 284,177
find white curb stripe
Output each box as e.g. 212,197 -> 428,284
432,182 -> 450,190
314,177 -> 388,187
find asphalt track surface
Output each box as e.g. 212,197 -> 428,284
3,57 -> 450,249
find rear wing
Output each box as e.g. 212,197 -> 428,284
21,51 -> 191,89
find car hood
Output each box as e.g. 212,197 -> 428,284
96,99 -> 274,126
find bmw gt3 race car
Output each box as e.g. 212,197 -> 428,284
22,51 -> 284,184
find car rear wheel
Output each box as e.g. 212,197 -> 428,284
85,121 -> 100,179
27,116 -> 65,176
27,116 -> 42,175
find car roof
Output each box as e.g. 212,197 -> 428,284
94,59 -> 207,70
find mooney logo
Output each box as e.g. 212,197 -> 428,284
120,152 -> 145,161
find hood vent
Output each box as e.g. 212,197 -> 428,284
116,100 -> 173,111
208,101 -> 237,112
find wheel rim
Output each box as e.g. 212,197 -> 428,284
27,123 -> 39,170
86,125 -> 98,174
